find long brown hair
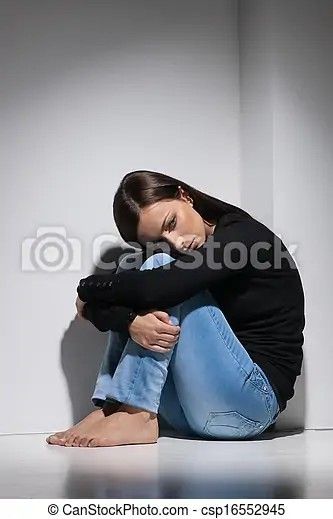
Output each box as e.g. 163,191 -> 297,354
113,170 -> 253,247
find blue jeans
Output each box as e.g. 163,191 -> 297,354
91,252 -> 280,440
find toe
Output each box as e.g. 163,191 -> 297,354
61,431 -> 74,445
72,435 -> 81,447
46,430 -> 65,442
64,433 -> 77,447
79,436 -> 92,447
54,431 -> 66,439
47,434 -> 63,445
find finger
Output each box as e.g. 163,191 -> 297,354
148,344 -> 174,354
152,311 -> 171,321
155,339 -> 177,348
153,312 -> 175,325
157,333 -> 180,343
157,323 -> 181,335
76,305 -> 86,317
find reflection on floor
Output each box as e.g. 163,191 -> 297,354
0,428 -> 332,498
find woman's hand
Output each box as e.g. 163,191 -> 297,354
129,310 -> 180,354
75,295 -> 87,320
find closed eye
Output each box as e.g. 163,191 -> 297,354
168,216 -> 177,231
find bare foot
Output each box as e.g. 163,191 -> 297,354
66,403 -> 159,447
46,401 -> 121,446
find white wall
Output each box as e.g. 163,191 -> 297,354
0,0 -> 241,433
239,0 -> 274,229
239,0 -> 333,429
272,0 -> 333,429
2,0 -> 332,435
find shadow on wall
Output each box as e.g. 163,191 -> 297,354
60,245 -> 142,425
276,367 -> 305,432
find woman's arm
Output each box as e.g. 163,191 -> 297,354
82,303 -> 137,332
76,219 -> 267,310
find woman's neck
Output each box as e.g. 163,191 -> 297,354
203,219 -> 217,238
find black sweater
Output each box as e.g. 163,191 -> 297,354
77,212 -> 305,412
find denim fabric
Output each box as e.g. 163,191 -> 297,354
91,252 -> 280,440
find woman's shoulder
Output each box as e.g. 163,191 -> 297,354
216,210 -> 268,233
214,211 -> 278,249
215,212 -> 299,274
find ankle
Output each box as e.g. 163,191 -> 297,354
119,403 -> 157,420
102,400 -> 121,416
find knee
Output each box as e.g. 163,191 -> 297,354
140,252 -> 176,271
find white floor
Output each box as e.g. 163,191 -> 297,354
0,428 -> 332,498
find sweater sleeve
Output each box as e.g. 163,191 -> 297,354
77,253 -> 145,332
77,220 -> 262,310
81,302 -> 137,333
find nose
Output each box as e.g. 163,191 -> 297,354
163,232 -> 192,253
161,231 -> 181,251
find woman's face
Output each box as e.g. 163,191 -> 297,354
137,189 -> 216,252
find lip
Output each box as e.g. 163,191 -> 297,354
189,238 -> 197,250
